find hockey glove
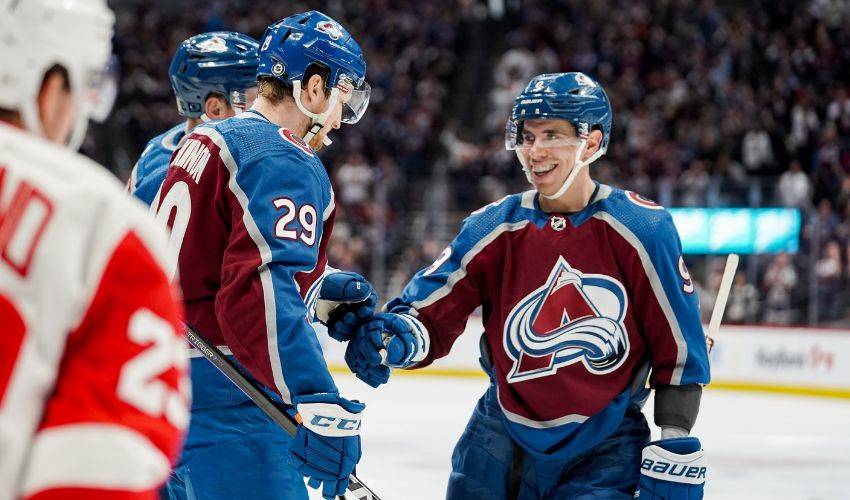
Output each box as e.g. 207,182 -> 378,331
636,437 -> 706,500
289,393 -> 365,500
316,271 -> 377,342
345,312 -> 430,386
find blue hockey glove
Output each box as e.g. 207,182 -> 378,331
316,271 -> 377,342
345,312 -> 430,386
636,437 -> 706,499
344,343 -> 391,388
289,393 -> 365,500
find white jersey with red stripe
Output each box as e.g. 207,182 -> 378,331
0,122 -> 189,499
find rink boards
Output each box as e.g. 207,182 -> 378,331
320,316 -> 850,399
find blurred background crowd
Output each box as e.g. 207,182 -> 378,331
91,0 -> 850,327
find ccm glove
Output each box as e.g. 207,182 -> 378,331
637,437 -> 706,500
289,393 -> 365,500
316,271 -> 377,342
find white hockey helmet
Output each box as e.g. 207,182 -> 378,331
0,0 -> 115,149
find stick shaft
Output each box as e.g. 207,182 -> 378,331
184,326 -> 382,500
707,254 -> 739,339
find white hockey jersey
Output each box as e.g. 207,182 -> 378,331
0,122 -> 189,499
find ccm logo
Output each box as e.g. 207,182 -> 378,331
641,459 -> 706,479
309,415 -> 361,431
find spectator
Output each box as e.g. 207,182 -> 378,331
777,160 -> 811,208
762,253 -> 799,325
726,272 -> 760,324
815,240 -> 843,321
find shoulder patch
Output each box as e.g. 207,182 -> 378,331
625,190 -> 664,210
278,128 -> 314,157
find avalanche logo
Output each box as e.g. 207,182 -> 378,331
504,256 -> 630,383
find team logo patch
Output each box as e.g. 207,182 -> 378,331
574,72 -> 598,88
625,191 -> 663,210
316,21 -> 343,40
196,36 -> 228,53
272,62 -> 285,76
504,256 -> 630,383
278,128 -> 314,157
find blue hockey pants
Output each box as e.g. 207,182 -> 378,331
448,384 -> 650,499
160,356 -> 307,500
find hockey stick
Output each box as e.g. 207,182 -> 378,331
705,254 -> 739,352
184,326 -> 382,500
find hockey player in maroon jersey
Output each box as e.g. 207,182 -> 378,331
0,0 -> 189,498
345,73 -> 710,499
152,11 -> 376,500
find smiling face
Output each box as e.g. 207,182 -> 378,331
515,119 -> 584,197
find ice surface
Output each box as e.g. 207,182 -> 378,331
305,374 -> 850,499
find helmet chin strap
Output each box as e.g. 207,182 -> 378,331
539,139 -> 606,200
292,80 -> 338,147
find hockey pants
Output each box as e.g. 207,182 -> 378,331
161,356 -> 307,500
448,383 -> 650,499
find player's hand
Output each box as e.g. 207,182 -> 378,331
345,313 -> 429,387
636,437 -> 706,499
316,271 -> 377,342
289,393 -> 364,500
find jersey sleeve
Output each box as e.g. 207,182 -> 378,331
215,147 -> 337,403
601,208 -> 710,387
386,214 -> 496,368
20,230 -> 188,500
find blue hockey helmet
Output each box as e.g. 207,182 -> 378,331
506,72 -> 612,156
256,11 -> 370,128
169,32 -> 260,118
506,72 -> 613,200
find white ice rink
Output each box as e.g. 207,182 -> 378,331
306,374 -> 850,500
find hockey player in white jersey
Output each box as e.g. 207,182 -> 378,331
0,0 -> 190,498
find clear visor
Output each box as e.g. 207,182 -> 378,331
337,80 -> 371,124
505,119 -> 583,151
229,86 -> 259,114
87,55 -> 120,123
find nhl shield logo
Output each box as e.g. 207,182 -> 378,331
503,256 -> 630,383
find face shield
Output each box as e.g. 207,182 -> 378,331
337,79 -> 370,124
88,55 -> 119,123
505,119 -> 583,151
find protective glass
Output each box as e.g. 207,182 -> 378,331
338,80 -> 371,124
505,120 -> 582,151
88,55 -> 120,123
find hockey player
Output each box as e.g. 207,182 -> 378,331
0,0 -> 189,498
346,73 -> 710,499
153,11 -> 375,500
128,31 -> 260,205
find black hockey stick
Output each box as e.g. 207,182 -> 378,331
185,325 -> 382,500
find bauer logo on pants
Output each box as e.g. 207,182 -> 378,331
503,256 -> 629,383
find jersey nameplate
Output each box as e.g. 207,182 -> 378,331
170,138 -> 211,183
